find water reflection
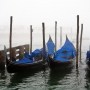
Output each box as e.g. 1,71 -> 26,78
85,67 -> 90,90
0,70 -> 7,79
0,70 -> 7,89
48,67 -> 73,86
7,70 -> 42,88
0,60 -> 90,90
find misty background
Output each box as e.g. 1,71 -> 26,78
0,0 -> 90,52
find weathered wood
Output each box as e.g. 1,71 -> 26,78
55,21 -> 57,52
9,16 -> 13,61
76,15 -> 79,67
60,26 -> 62,47
0,51 -> 5,62
6,44 -> 29,60
0,51 -> 5,70
11,48 -> 16,61
24,44 -> 29,53
30,25 -> 33,54
19,46 -> 25,59
0,44 -> 29,70
42,22 -> 46,61
80,24 -> 83,60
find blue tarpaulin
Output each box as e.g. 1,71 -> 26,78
54,37 -> 76,62
14,57 -> 33,64
86,51 -> 90,59
47,36 -> 55,55
13,49 -> 42,64
31,49 -> 42,57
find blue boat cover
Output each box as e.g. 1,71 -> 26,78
47,36 -> 55,55
86,51 -> 90,59
41,47 -> 47,58
54,36 -> 76,62
24,52 -> 33,59
13,49 -> 42,64
31,49 -> 42,57
14,57 -> 33,64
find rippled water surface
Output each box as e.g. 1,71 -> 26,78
0,52 -> 90,90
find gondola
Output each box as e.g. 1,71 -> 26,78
5,48 -> 46,73
47,36 -> 76,69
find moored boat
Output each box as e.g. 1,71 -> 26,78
47,36 -> 76,69
6,49 -> 46,73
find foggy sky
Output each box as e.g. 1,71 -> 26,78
0,0 -> 90,37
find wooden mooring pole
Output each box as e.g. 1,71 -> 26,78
60,27 -> 62,47
42,22 -> 46,62
55,21 -> 57,52
30,25 -> 33,54
76,15 -> 79,67
80,24 -> 83,61
9,16 -> 13,61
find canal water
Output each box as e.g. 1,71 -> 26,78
0,52 -> 90,90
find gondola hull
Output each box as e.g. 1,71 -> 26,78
7,60 -> 46,73
47,36 -> 76,70
48,57 -> 74,69
86,59 -> 90,66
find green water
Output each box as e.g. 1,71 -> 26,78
0,53 -> 90,90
